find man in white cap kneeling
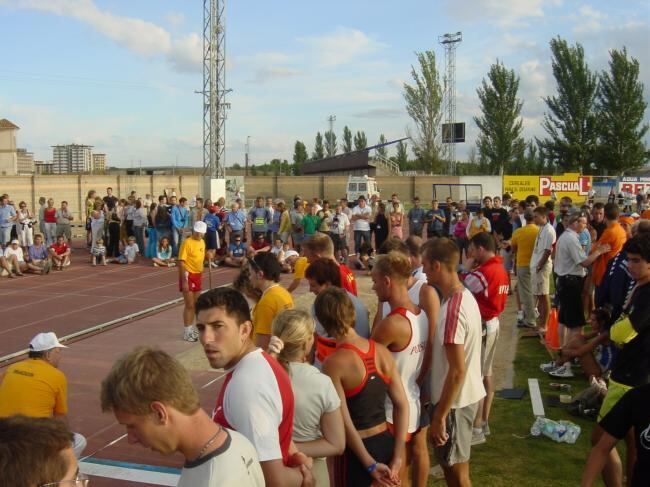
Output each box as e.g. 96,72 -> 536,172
179,220 -> 207,342
0,332 -> 87,457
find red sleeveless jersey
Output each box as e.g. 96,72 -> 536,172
339,264 -> 358,296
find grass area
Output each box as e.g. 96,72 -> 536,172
430,332 -> 603,486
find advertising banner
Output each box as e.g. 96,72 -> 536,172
618,177 -> 650,195
503,173 -> 592,201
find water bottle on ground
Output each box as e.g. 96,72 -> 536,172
530,417 -> 581,444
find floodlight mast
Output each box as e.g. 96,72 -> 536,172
201,0 -> 230,179
439,31 -> 462,174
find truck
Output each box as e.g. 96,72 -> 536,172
346,175 -> 380,203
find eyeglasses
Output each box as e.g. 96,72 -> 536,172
41,471 -> 89,486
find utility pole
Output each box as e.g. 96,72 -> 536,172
327,114 -> 336,134
439,31 -> 462,174
245,136 -> 250,176
198,0 -> 230,180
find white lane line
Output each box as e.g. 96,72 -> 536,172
80,461 -> 179,486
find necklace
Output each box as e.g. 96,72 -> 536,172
193,427 -> 222,462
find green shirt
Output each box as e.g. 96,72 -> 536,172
302,214 -> 321,236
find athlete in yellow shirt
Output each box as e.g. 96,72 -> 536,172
178,221 -> 207,342
0,332 -> 86,457
250,252 -> 294,348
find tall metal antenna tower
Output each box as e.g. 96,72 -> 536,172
327,115 -> 336,134
439,31 -> 462,173
200,0 -> 230,179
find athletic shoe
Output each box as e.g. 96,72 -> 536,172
540,361 -> 559,373
518,321 -> 536,329
210,261 -> 219,268
471,429 -> 486,446
483,422 -> 490,436
516,310 -> 524,323
168,262 -> 177,267
534,308 -> 540,319
549,364 -> 574,378
183,328 -> 198,342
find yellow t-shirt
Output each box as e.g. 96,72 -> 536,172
0,359 -> 67,418
511,224 -> 539,267
253,285 -> 294,336
179,237 -> 206,274
293,257 -> 309,280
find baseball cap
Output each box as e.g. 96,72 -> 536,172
193,221 -> 207,234
207,204 -> 217,214
29,332 -> 68,352
11,239 -> 19,244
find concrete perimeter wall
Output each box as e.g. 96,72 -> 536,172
1,175 -> 202,222
244,175 -> 504,203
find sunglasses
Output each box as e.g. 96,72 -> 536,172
40,470 -> 89,486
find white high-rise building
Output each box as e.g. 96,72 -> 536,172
92,153 -> 106,172
52,144 -> 93,173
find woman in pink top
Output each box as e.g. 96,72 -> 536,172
453,210 -> 470,256
389,201 -> 403,239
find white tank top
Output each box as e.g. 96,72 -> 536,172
384,306 -> 428,433
381,278 -> 426,318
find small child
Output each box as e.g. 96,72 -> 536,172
116,236 -> 139,264
271,238 -> 291,272
91,238 -> 107,266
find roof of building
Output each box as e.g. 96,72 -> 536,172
0,119 -> 19,130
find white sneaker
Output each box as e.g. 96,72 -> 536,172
540,361 -> 559,373
210,261 -> 219,268
183,327 -> 198,342
483,422 -> 491,436
168,262 -> 177,267
471,429 -> 486,446
549,364 -> 574,378
517,310 -> 524,323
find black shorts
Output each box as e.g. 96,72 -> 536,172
557,275 -> 585,328
338,430 -> 394,487
205,231 -> 219,250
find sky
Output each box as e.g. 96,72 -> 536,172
0,0 -> 648,168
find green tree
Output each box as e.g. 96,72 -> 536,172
595,48 -> 649,175
376,134 -> 388,158
403,50 -> 445,173
474,61 -> 526,176
292,140 -> 308,175
250,165 -> 258,176
538,37 -> 599,174
281,159 -> 290,175
354,131 -> 368,151
395,140 -> 408,169
324,130 -> 337,157
312,132 -> 325,160
342,126 -> 353,152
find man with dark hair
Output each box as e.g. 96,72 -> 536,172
172,197 -> 190,256
422,238 -> 485,486
305,258 -> 370,368
0,416 -> 83,487
588,234 -> 650,486
425,200 -> 446,239
531,206 -> 556,332
590,203 -> 606,240
463,232 -> 509,445
196,288 -> 312,487
511,209 -> 539,328
591,203 -> 627,294
250,251 -> 294,348
0,332 -> 86,457
101,347 -> 264,486
103,186 -> 118,213
249,197 -> 272,241
408,197 -> 425,238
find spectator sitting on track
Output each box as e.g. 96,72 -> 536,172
348,241 -> 375,274
101,347 -> 265,487
271,237 -> 291,272
91,237 -> 107,266
0,332 -> 87,458
113,236 -> 139,265
196,288 -> 314,487
249,233 -> 272,256
27,234 -> 52,274
269,309 -> 345,486
224,234 -> 247,267
49,235 -> 71,270
0,416 -> 86,487
4,238 -> 45,276
152,236 -> 176,267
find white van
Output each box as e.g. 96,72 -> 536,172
346,175 -> 380,204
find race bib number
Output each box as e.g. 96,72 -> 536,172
255,217 -> 265,225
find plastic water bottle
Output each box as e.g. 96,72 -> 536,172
530,418 -> 581,443
559,420 -> 581,444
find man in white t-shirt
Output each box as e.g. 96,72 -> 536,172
101,347 -> 264,487
350,196 -> 372,255
327,204 -> 350,263
196,287 -> 313,487
422,238 -> 486,486
530,206 -> 557,331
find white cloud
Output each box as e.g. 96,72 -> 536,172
573,5 -> 605,34
249,67 -> 303,84
298,27 -> 387,67
3,0 -> 204,72
165,11 -> 185,29
445,0 -> 563,26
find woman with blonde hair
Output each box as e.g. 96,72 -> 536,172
269,309 -> 345,486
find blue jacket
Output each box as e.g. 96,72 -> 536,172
171,206 -> 189,230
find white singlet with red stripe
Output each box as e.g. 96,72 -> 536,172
381,278 -> 426,319
384,307 -> 428,433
